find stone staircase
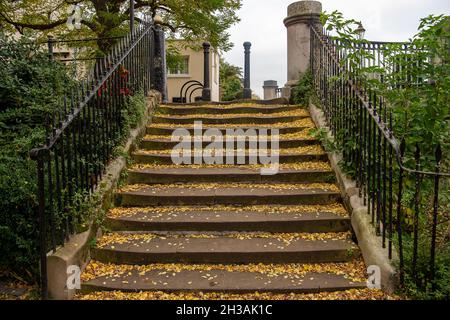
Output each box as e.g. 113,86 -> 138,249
78,102 -> 372,299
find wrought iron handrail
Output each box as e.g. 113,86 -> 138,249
29,16 -> 158,299
310,25 -> 448,290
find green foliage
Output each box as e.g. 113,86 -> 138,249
308,128 -> 338,153
166,46 -> 185,73
0,0 -> 242,52
379,16 -> 449,169
321,11 -> 450,300
122,88 -> 147,136
0,34 -> 76,281
399,226 -> 450,300
0,33 -> 150,283
162,0 -> 242,52
291,71 -> 313,106
322,12 -> 449,164
220,58 -> 243,101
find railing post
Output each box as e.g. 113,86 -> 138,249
30,149 -> 48,299
130,0 -> 135,37
430,144 -> 442,289
202,42 -> 211,102
47,35 -> 54,61
396,139 -> 406,287
243,42 -> 252,99
152,22 -> 168,102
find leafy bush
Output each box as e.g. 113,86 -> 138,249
320,12 -> 449,299
291,71 -> 313,105
220,59 -> 243,101
401,231 -> 450,300
122,89 -> 147,135
0,34 -> 76,281
0,34 -> 150,283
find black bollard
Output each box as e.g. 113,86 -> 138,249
243,42 -> 252,99
202,42 -> 211,102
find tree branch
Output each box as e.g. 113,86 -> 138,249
161,22 -> 178,32
0,11 -> 67,30
81,19 -> 98,32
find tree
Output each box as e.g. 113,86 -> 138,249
0,0 -> 242,52
220,58 -> 243,101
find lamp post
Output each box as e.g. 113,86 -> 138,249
355,21 -> 366,40
355,22 -> 366,70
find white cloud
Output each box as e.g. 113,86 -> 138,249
222,0 -> 450,98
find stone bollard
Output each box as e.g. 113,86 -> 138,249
263,80 -> 278,100
284,1 -> 322,88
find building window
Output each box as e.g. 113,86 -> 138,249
168,56 -> 189,75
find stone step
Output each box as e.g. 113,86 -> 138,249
140,138 -> 320,150
81,265 -> 366,294
146,126 -> 313,136
91,232 -> 359,265
131,152 -> 328,165
158,105 -> 299,115
115,184 -> 341,206
152,115 -> 308,125
127,168 -> 336,184
106,208 -> 350,233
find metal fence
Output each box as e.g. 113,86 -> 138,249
29,16 -> 161,299
45,35 -> 126,80
310,25 -> 449,290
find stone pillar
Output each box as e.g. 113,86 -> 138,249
282,86 -> 292,100
243,42 -> 252,99
263,80 -> 278,100
152,24 -> 168,102
202,42 -> 211,101
284,1 -> 322,87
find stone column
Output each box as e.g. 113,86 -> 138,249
243,42 -> 252,99
263,80 -> 278,100
284,1 -> 322,87
202,42 -> 211,102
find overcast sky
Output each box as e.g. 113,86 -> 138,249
222,0 -> 450,98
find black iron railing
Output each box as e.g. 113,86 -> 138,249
45,35 -> 126,80
310,25 -> 449,289
30,17 -> 159,298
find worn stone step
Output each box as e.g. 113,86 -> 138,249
152,115 -> 308,125
116,184 -> 340,206
158,105 -> 299,115
127,167 -> 336,184
106,208 -> 350,233
140,138 -> 320,150
81,266 -> 366,294
146,126 -> 313,136
131,152 -> 328,165
91,232 -> 359,265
